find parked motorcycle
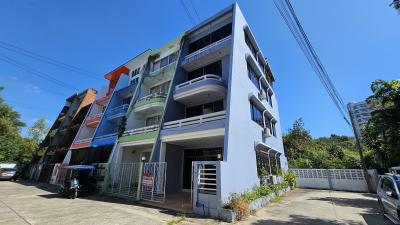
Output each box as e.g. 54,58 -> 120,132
60,177 -> 79,199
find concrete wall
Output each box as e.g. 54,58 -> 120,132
220,4 -> 287,202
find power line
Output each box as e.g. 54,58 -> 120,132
273,0 -> 351,127
0,53 -> 77,91
0,40 -> 102,81
180,0 -> 197,25
188,0 -> 200,21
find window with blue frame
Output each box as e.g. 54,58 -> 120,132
247,62 -> 260,90
250,101 -> 263,127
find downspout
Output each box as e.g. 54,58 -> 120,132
267,149 -> 272,175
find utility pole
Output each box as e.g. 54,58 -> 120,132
347,106 -> 373,193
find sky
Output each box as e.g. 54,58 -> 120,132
0,0 -> 398,137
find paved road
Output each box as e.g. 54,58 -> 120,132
239,188 -> 391,225
0,181 -> 392,225
0,181 -> 219,225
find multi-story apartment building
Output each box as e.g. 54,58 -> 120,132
39,88 -> 97,181
63,69 -> 127,165
103,4 -> 288,217
347,101 -> 376,136
35,3 -> 287,218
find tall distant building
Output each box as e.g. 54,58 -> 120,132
347,101 -> 376,136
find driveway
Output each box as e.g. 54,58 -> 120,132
0,181 -> 220,225
0,181 -> 391,225
239,188 -> 391,225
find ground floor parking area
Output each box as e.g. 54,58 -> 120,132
0,181 -> 392,225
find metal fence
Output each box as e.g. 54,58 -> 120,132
106,163 -> 141,199
140,162 -> 167,203
289,168 -> 374,192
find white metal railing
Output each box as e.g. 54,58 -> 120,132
107,163 -> 141,199
175,74 -> 222,90
184,35 -> 231,60
123,125 -> 159,136
163,110 -> 226,129
73,137 -> 92,144
95,132 -> 118,140
109,104 -> 129,113
193,161 -> 219,195
137,93 -> 167,103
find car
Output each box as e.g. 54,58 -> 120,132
377,173 -> 400,224
0,167 -> 17,180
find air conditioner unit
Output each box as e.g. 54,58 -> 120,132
263,127 -> 271,138
269,175 -> 278,185
258,89 -> 267,100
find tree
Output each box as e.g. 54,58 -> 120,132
27,118 -> 49,158
283,118 -> 312,161
283,119 -> 362,169
362,79 -> 400,170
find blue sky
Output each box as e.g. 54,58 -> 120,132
0,0 -> 398,137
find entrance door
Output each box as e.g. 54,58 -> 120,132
182,148 -> 222,190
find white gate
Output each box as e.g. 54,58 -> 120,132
106,163 -> 141,199
140,162 -> 167,203
289,169 -> 371,192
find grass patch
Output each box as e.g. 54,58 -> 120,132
167,214 -> 187,225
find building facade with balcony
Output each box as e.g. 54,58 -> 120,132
38,88 -> 97,181
103,4 -> 287,216
63,69 -> 127,165
90,50 -> 152,157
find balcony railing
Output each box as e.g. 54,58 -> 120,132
123,125 -> 159,136
85,113 -> 103,126
106,104 -> 129,120
94,132 -> 118,141
134,93 -> 167,109
182,35 -> 231,65
73,137 -> 92,145
176,74 -> 222,90
163,110 -> 226,129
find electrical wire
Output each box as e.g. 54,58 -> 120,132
180,0 -> 197,25
0,40 -> 102,80
0,53 -> 77,91
273,0 -> 351,127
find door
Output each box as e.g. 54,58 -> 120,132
381,177 -> 399,219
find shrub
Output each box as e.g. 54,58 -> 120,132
225,193 -> 250,221
284,172 -> 297,189
242,189 -> 260,202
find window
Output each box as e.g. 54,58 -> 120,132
131,67 -> 141,76
381,178 -> 396,194
247,62 -> 260,89
146,115 -> 161,126
188,23 -> 232,54
187,61 -> 222,81
122,97 -> 132,105
245,32 -> 257,59
151,52 -> 179,72
186,100 -> 223,118
250,101 -> 263,127
150,81 -> 170,95
130,77 -> 139,85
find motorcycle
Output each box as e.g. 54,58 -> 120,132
58,165 -> 97,199
60,177 -> 79,199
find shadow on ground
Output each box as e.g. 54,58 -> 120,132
250,214 -> 377,225
308,196 -> 378,214
15,180 -> 212,222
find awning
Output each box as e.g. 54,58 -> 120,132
254,141 -> 281,155
64,165 -> 97,170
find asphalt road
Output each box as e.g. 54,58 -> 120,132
0,181 -> 392,225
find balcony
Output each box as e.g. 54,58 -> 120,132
71,137 -> 92,149
133,93 -> 167,115
181,35 -> 231,71
106,104 -> 129,120
119,125 -> 159,144
174,75 -> 226,106
85,113 -> 103,127
116,83 -> 137,98
161,111 -> 226,142
96,93 -> 112,106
